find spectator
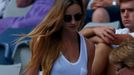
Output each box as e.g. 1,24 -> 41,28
18,0 -> 117,75
0,0 -> 55,34
109,39 -> 134,75
81,0 -> 134,75
108,0 -> 134,74
91,0 -> 120,22
84,0 -> 122,27
0,0 -> 10,18
20,0 -> 91,75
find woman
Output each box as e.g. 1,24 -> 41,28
21,0 -> 92,75
19,0 -> 117,74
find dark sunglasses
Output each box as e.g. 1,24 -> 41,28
64,13 -> 83,22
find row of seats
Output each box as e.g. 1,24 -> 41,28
0,28 -> 32,75
0,0 -> 122,75
0,0 -> 33,74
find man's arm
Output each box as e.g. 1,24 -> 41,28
16,0 -> 35,7
79,26 -> 115,44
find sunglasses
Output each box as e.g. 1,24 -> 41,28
64,13 -> 83,22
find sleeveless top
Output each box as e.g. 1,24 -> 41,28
51,34 -> 88,75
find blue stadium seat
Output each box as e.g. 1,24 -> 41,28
0,43 -> 12,64
0,28 -> 32,43
12,40 -> 31,70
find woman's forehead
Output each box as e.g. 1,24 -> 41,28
65,4 -> 82,14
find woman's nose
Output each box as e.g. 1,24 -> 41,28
71,17 -> 76,24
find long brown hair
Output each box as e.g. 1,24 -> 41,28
109,40 -> 134,68
21,0 -> 84,75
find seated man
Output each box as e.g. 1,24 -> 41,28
0,0 -> 55,34
84,0 -> 123,28
81,0 -> 134,75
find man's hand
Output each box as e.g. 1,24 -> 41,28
80,26 -> 115,44
111,34 -> 134,45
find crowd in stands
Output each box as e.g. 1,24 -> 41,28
0,0 -> 54,34
0,0 -> 122,34
0,0 -> 134,75
83,0 -> 134,75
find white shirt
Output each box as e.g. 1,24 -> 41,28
0,0 -> 10,16
116,28 -> 134,38
39,34 -> 88,75
87,0 -> 94,9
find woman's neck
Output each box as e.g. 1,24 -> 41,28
63,31 -> 78,42
61,32 -> 80,63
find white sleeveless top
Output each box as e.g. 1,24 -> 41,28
51,34 -> 88,75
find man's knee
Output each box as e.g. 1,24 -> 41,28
92,8 -> 110,22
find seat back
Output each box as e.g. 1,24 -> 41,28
0,43 -> 12,64
12,41 -> 31,70
0,63 -> 21,75
0,28 -> 32,43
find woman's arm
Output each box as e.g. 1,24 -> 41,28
16,0 -> 35,7
86,39 -> 95,75
87,39 -> 113,75
91,43 -> 112,75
